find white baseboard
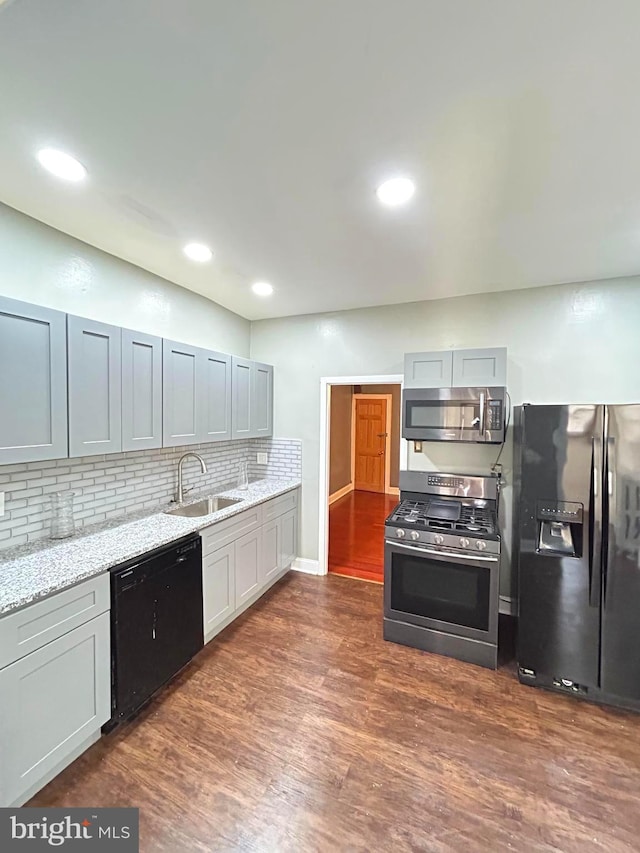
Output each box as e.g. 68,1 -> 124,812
291,557 -> 321,575
328,483 -> 353,505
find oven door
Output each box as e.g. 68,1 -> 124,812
402,387 -> 505,443
384,540 -> 499,643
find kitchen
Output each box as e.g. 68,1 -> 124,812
2,2 -> 640,851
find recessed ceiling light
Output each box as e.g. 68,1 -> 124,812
37,148 -> 87,182
376,176 -> 416,207
183,242 -> 213,263
252,281 -> 273,297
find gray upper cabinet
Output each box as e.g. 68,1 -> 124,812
404,351 -> 453,388
68,316 -> 122,457
252,362 -> 274,438
121,329 -> 163,452
452,347 -> 507,387
163,339 -> 199,447
231,356 -> 253,439
200,349 -> 232,442
0,296 -> 68,465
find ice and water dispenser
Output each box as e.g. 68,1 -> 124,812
536,501 -> 583,557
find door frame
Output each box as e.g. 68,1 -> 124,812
319,375 -> 406,576
351,393 -> 393,494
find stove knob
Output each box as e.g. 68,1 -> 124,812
396,529 -> 406,539
459,537 -> 470,548
434,534 -> 444,545
476,540 -> 487,551
410,531 -> 420,541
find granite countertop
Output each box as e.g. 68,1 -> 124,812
0,478 -> 301,617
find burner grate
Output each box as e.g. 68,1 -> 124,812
389,498 -> 496,536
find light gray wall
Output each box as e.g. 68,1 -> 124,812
0,203 -> 250,355
251,276 -> 640,598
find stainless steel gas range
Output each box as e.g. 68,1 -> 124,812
383,471 -> 501,669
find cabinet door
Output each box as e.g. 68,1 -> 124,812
235,528 -> 262,607
262,517 -> 281,583
278,509 -> 298,569
279,507 -> 298,570
163,339 -> 199,447
202,543 -> 236,639
404,351 -> 453,388
0,612 -> 110,807
200,349 -> 232,442
121,329 -> 162,452
452,347 -> 507,387
252,361 -> 273,438
231,356 -> 252,439
68,316 -> 122,457
0,296 -> 68,464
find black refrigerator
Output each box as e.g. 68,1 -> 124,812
513,403 -> 640,711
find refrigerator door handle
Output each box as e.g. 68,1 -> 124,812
604,435 -> 616,607
589,436 -> 603,609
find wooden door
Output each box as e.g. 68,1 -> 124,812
354,398 -> 387,493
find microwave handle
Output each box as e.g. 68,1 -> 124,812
479,392 -> 486,437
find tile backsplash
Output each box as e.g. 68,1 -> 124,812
0,437 -> 301,552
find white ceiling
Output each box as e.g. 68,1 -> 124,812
1,1 -> 640,321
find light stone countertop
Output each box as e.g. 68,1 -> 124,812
0,478 -> 301,617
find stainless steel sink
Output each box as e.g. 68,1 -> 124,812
165,497 -> 242,518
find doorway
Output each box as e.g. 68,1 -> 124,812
325,381 -> 402,582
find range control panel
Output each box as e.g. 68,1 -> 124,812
427,475 -> 466,488
536,500 -> 583,523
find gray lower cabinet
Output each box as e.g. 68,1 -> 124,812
0,608 -> 110,807
452,347 -> 507,387
0,296 -> 68,465
121,328 -> 163,452
202,543 -> 236,637
262,517 -> 280,583
200,349 -> 232,442
235,527 -> 263,608
404,351 -> 454,388
201,489 -> 299,642
163,339 -> 200,447
67,315 -> 122,457
279,508 -> 298,570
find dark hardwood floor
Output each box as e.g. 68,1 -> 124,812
328,489 -> 398,582
30,573 -> 640,852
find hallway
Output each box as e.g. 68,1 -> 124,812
328,490 -> 398,582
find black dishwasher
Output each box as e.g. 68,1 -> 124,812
104,533 -> 203,730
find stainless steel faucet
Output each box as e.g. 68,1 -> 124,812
175,452 -> 208,503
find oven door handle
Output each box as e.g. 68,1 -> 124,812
389,541 -> 499,562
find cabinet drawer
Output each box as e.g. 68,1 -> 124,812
262,489 -> 298,523
0,574 -> 110,671
200,505 -> 262,555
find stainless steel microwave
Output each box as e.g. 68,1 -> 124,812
402,387 -> 506,444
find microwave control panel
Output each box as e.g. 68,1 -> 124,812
488,400 -> 503,430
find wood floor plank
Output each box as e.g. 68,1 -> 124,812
28,573 -> 640,852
